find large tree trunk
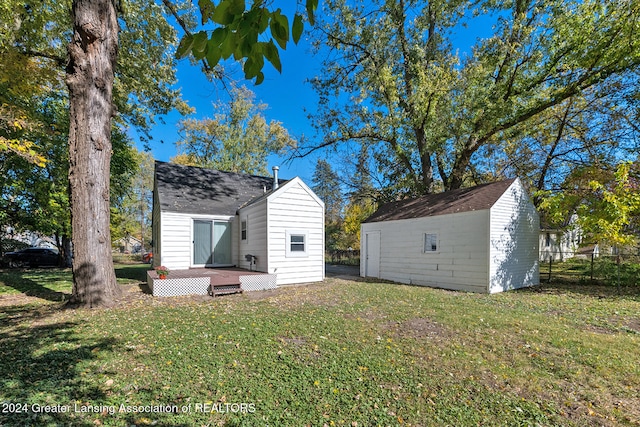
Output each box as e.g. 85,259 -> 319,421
66,0 -> 121,307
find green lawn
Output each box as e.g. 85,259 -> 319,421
0,265 -> 638,426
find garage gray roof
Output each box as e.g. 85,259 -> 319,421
364,179 -> 516,223
154,161 -> 285,215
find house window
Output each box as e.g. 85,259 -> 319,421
545,232 -> 551,247
286,230 -> 309,257
291,235 -> 305,251
241,220 -> 247,241
423,233 -> 438,252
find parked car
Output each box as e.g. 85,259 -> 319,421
3,247 -> 59,268
142,252 -> 153,264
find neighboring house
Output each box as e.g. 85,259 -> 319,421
539,216 -> 582,262
360,178 -> 539,293
113,235 -> 143,253
152,162 -> 325,285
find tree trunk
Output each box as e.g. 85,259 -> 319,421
66,0 -> 121,307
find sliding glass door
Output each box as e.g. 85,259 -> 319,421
193,220 -> 213,265
193,220 -> 232,266
213,221 -> 232,265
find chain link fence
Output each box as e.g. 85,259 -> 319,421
540,251 -> 640,287
327,249 -> 360,266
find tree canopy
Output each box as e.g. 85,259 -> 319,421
304,0 -> 640,200
172,85 -> 296,175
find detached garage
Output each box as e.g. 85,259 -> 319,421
360,179 -> 539,293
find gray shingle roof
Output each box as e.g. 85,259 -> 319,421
364,179 -> 516,223
154,161 -> 284,215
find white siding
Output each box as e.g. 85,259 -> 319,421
264,179 -> 325,285
159,212 -> 235,271
362,210 -> 490,293
539,228 -> 580,262
151,183 -> 161,268
489,180 -> 540,293
238,200 -> 269,271
159,212 -> 192,270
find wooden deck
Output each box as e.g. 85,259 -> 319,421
147,267 -> 277,297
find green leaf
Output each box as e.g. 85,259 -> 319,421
198,0 -> 215,24
306,0 -> 317,26
257,8 -> 270,33
206,40 -> 222,68
175,34 -> 195,59
244,56 -> 261,79
255,71 -> 265,85
292,14 -> 304,44
212,1 -> 234,25
270,9 -> 289,50
210,27 -> 229,47
263,40 -> 282,73
192,31 -> 209,60
227,0 -> 245,16
238,17 -> 259,46
220,33 -> 237,59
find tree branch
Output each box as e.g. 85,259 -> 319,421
160,0 -> 212,74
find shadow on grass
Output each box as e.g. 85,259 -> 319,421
0,304 -> 114,426
0,304 -> 192,427
0,264 -> 150,303
114,263 -> 149,282
0,268 -> 71,302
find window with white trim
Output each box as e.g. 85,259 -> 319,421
241,220 -> 247,241
423,233 -> 438,252
286,230 -> 309,257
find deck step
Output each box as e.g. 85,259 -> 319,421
210,283 -> 243,297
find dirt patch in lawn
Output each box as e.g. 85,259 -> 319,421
384,317 -> 452,341
583,315 -> 640,335
243,288 -> 281,301
625,318 -> 640,333
343,308 -> 389,322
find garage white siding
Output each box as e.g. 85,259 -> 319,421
361,178 -> 539,294
362,210 -> 490,292
489,181 -> 540,293
264,179 -> 325,285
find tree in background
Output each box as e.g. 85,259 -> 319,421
110,148 -> 153,252
172,86 -> 296,175
541,161 -> 640,250
341,146 -> 378,249
498,84 -> 638,207
312,159 -> 343,222
311,159 -> 343,251
303,0 -> 640,198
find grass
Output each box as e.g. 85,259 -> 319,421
0,265 -> 639,426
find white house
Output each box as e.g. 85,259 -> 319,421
152,162 -> 325,285
360,178 -> 539,293
539,215 -> 582,262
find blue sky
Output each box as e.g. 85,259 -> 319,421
140,30 -> 324,183
139,5 -> 498,184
